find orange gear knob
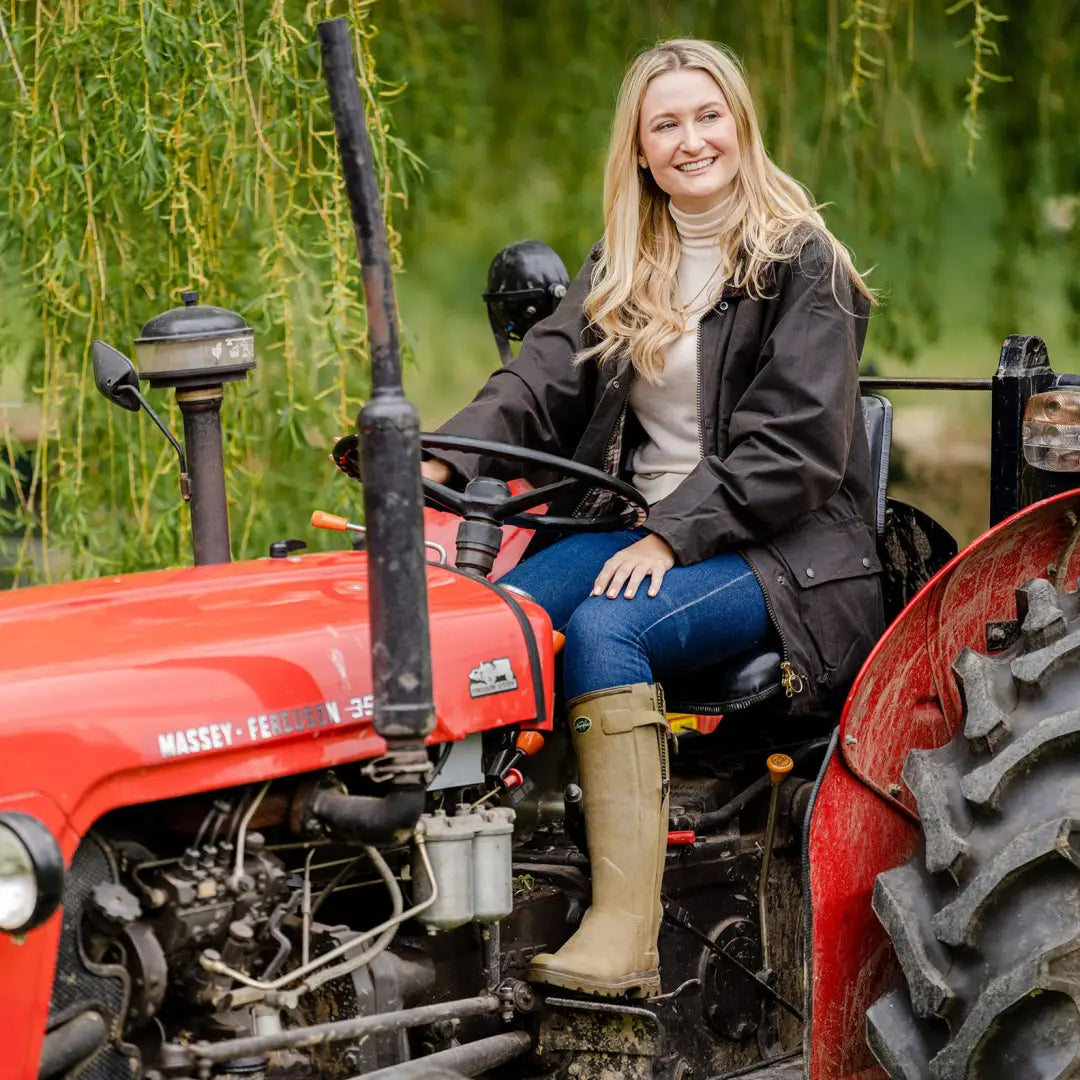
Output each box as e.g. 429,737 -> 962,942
767,752 -> 794,785
515,731 -> 545,756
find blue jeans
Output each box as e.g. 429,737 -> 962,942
498,528 -> 771,700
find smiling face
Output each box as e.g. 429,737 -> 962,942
637,67 -> 741,214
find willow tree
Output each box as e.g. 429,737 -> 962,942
376,0 -> 1065,371
0,0 -> 414,582
2,0 -> 1063,583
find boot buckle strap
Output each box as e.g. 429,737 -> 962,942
601,709 -> 669,736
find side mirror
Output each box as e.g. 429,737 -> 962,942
91,339 -> 191,502
92,341 -> 141,412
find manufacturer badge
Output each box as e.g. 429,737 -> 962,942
572,716 -> 592,735
468,657 -> 518,698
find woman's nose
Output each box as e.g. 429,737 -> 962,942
681,124 -> 706,154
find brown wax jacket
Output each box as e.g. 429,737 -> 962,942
434,239 -> 884,713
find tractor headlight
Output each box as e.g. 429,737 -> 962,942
0,813 -> 63,934
1023,389 -> 1080,471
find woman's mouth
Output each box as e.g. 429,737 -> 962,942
676,157 -> 717,174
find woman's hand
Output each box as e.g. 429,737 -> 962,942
421,458 -> 452,484
592,533 -> 676,599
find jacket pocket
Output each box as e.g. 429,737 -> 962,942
768,518 -> 882,677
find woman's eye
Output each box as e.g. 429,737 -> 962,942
702,111 -> 720,121
656,121 -> 676,132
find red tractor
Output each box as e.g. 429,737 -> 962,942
4,21 -> 1080,1080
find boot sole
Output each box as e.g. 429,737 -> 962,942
528,965 -> 662,999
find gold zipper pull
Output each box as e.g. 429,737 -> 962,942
780,661 -> 805,698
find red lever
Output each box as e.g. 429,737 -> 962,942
667,830 -> 696,846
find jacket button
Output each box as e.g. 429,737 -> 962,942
718,301 -> 729,312
612,379 -> 620,389
805,568 -> 815,580
862,556 -> 872,568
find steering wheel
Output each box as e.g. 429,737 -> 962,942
331,432 -> 648,531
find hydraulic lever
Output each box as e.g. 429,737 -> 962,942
311,510 -> 447,565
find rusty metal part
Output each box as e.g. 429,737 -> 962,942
164,994 -> 502,1067
351,1031 -> 533,1080
539,996 -> 664,1080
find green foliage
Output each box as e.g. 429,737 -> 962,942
3,0 -> 1079,582
374,0 -> 1080,406
0,0 -> 411,583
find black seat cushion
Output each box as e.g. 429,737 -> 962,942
663,394 -> 892,718
665,648 -> 785,716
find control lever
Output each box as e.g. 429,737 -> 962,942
486,730 -> 545,789
758,752 -> 793,977
310,510 -> 447,564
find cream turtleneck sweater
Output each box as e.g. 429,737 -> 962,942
629,199 -> 729,504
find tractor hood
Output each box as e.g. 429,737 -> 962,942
0,552 -> 554,834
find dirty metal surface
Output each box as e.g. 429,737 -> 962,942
538,998 -> 663,1080
806,487 -> 1080,1080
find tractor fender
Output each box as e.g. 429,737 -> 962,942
805,486 -> 1080,1080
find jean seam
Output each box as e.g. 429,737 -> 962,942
630,570 -> 755,652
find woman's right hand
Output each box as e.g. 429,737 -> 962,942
420,458 -> 452,485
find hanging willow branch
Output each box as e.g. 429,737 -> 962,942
0,0 -> 418,584
947,0 -> 1012,170
840,0 -> 891,120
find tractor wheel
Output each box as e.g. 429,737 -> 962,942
867,577 -> 1080,1080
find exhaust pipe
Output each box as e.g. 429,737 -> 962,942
317,20 -> 434,799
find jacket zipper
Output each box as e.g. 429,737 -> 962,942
745,556 -> 805,700
695,324 -> 705,458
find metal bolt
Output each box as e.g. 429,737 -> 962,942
887,783 -> 903,797
1067,511 -> 1077,528
845,734 -> 858,747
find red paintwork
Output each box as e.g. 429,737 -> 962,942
808,487 -> 1080,1080
0,548 -> 554,1078
422,483 -> 540,580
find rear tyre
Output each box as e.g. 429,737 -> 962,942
867,578 -> 1080,1080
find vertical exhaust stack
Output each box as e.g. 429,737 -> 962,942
317,19 -> 435,781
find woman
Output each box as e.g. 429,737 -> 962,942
423,39 -> 883,998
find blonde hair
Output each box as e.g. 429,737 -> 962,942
581,39 -> 875,383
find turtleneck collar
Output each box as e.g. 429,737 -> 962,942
668,196 -> 735,248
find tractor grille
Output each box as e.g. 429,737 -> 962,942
48,835 -> 139,1080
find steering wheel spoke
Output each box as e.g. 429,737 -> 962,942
495,476 -> 582,521
419,433 -> 648,537
422,479 -> 465,516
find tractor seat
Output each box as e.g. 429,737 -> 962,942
664,395 -> 893,718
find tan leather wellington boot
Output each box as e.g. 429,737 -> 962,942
529,683 -> 670,997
